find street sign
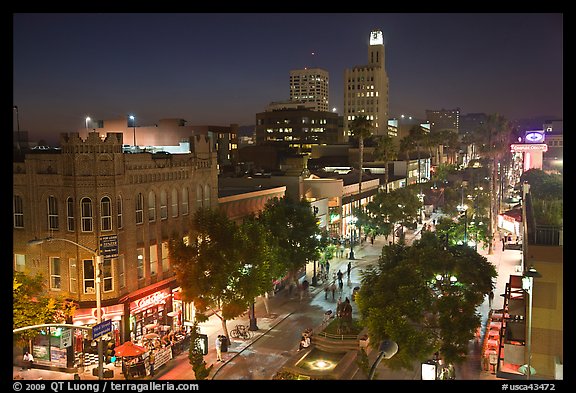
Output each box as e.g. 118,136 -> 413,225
92,319 -> 113,340
60,328 -> 72,349
99,235 -> 119,258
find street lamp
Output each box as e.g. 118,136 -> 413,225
349,216 -> 357,260
28,237 -> 104,380
85,116 -> 91,130
368,340 -> 398,379
522,265 -> 542,380
129,115 -> 136,147
457,203 -> 468,245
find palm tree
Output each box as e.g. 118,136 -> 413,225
472,114 -> 512,255
349,116 -> 374,245
374,134 -> 398,193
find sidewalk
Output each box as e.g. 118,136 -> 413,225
13,216 -> 522,381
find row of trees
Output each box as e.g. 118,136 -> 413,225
168,197 -> 325,342
356,232 -> 497,370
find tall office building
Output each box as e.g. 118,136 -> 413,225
289,68 -> 329,112
426,108 -> 461,134
343,29 -> 389,140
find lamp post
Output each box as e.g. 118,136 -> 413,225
129,115 -> 136,147
522,265 -> 542,380
349,216 -> 357,260
28,237 -> 104,380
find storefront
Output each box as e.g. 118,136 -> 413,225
129,288 -> 173,342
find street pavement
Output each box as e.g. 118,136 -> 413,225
13,212 -> 522,381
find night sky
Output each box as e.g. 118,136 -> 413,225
13,13 -> 563,144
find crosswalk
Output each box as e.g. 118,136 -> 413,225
75,352 -> 100,367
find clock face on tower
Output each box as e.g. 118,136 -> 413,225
524,131 -> 545,143
370,30 -> 383,45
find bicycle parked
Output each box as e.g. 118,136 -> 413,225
230,324 -> 253,340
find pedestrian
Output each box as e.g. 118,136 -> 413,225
215,335 -> 223,362
502,238 -> 505,251
22,351 -> 33,370
338,279 -> 344,292
326,261 -> 330,277
297,335 -> 311,351
337,269 -> 343,283
488,290 -> 494,308
330,282 -> 336,300
347,261 -> 351,279
148,349 -> 155,377
324,284 -> 329,299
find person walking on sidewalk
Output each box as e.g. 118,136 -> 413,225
215,335 -> 223,362
330,282 -> 336,300
347,261 -> 351,279
326,261 -> 330,277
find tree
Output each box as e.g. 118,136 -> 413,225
258,197 -> 323,286
373,134 -> 398,193
350,116 -> 375,242
13,272 -> 76,350
356,232 -> 496,370
472,114 -> 513,254
169,208 -> 247,339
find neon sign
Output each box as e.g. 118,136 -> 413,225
510,144 -> 548,152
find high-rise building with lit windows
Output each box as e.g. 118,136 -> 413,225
343,29 -> 389,140
289,68 -> 329,112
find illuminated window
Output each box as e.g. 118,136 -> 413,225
49,257 -> 61,290
14,254 -> 25,272
83,259 -> 95,294
150,244 -> 158,276
137,248 -> 145,280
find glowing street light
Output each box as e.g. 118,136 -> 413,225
85,116 -> 91,130
28,237 -> 104,380
129,115 -> 136,147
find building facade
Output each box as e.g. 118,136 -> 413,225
425,108 -> 460,134
13,131 -> 218,369
255,106 -> 339,152
343,29 -> 389,139
289,68 -> 329,112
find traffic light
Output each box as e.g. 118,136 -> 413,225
105,341 -> 116,364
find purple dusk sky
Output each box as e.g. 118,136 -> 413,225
13,13 -> 563,144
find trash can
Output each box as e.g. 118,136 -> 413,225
352,286 -> 360,301
221,336 -> 229,352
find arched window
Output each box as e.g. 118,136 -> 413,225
196,185 -> 203,209
181,187 -> 189,215
160,190 -> 168,220
117,196 -> 123,229
66,197 -> 75,231
81,197 -> 93,232
48,195 -> 59,230
171,188 -> 178,217
148,191 -> 156,222
204,184 -> 211,208
101,196 -> 112,231
13,195 -> 24,228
